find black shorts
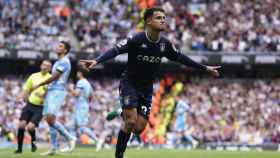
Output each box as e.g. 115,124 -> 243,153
119,78 -> 153,119
19,102 -> 43,127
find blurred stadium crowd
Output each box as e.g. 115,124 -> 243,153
0,0 -> 279,149
0,77 -> 279,147
0,0 -> 280,53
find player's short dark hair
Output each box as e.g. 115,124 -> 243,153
143,7 -> 165,22
60,41 -> 71,54
77,63 -> 89,76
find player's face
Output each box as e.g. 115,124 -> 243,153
40,61 -> 51,73
148,11 -> 166,31
56,43 -> 66,55
76,71 -> 82,78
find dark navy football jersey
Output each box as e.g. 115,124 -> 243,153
96,31 -> 206,87
116,32 -> 180,85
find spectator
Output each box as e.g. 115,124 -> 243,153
0,0 -> 280,53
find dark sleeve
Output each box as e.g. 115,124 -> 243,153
96,48 -> 119,64
164,41 -> 207,71
96,36 -> 135,64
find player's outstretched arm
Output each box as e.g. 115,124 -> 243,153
205,66 -> 221,77
176,53 -> 221,77
165,42 -> 221,77
80,48 -> 119,71
80,35 -> 135,71
31,71 -> 61,92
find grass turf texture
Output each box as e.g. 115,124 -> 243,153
0,148 -> 279,158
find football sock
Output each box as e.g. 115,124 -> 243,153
17,128 -> 25,151
28,129 -> 36,145
80,127 -> 98,141
115,130 -> 131,158
49,127 -> 58,151
52,122 -> 74,141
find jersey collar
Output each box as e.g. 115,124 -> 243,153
145,31 -> 161,43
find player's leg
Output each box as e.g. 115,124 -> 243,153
79,126 -> 98,141
115,79 -> 138,158
15,104 -> 32,153
41,92 -> 59,155
26,123 -> 37,152
130,134 -> 142,143
41,91 -> 75,155
51,120 -> 77,142
48,114 -> 76,152
76,105 -> 98,141
115,107 -> 137,158
96,130 -> 109,151
27,105 -> 43,152
183,127 -> 198,148
130,114 -> 147,148
134,90 -> 152,134
47,91 -> 76,151
134,114 -> 148,135
132,90 -> 152,143
14,120 -> 27,153
40,114 -> 58,155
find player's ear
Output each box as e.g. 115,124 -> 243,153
146,17 -> 153,25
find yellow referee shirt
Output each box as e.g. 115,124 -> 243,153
23,72 -> 51,106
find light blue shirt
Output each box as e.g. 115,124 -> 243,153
48,55 -> 71,91
75,79 -> 93,107
175,100 -> 190,131
176,100 -> 190,115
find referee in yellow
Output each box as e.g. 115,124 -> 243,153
14,60 -> 52,154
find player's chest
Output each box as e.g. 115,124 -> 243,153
132,42 -> 166,64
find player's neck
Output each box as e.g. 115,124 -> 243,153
58,53 -> 65,59
40,71 -> 47,75
146,28 -> 160,43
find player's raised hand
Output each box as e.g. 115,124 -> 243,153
79,59 -> 97,71
206,66 -> 221,77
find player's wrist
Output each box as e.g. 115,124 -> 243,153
95,58 -> 100,65
205,66 -> 210,72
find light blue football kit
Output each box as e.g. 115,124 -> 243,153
73,79 -> 97,141
43,55 -> 71,115
174,100 -> 196,143
43,55 -> 75,151
174,100 -> 190,132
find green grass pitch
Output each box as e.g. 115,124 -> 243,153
0,148 -> 279,158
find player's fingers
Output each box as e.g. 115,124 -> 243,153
80,62 -> 88,68
212,66 -> 222,69
79,60 -> 91,65
80,63 -> 90,71
84,67 -> 90,72
214,70 -> 220,77
88,63 -> 95,69
79,59 -> 90,62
